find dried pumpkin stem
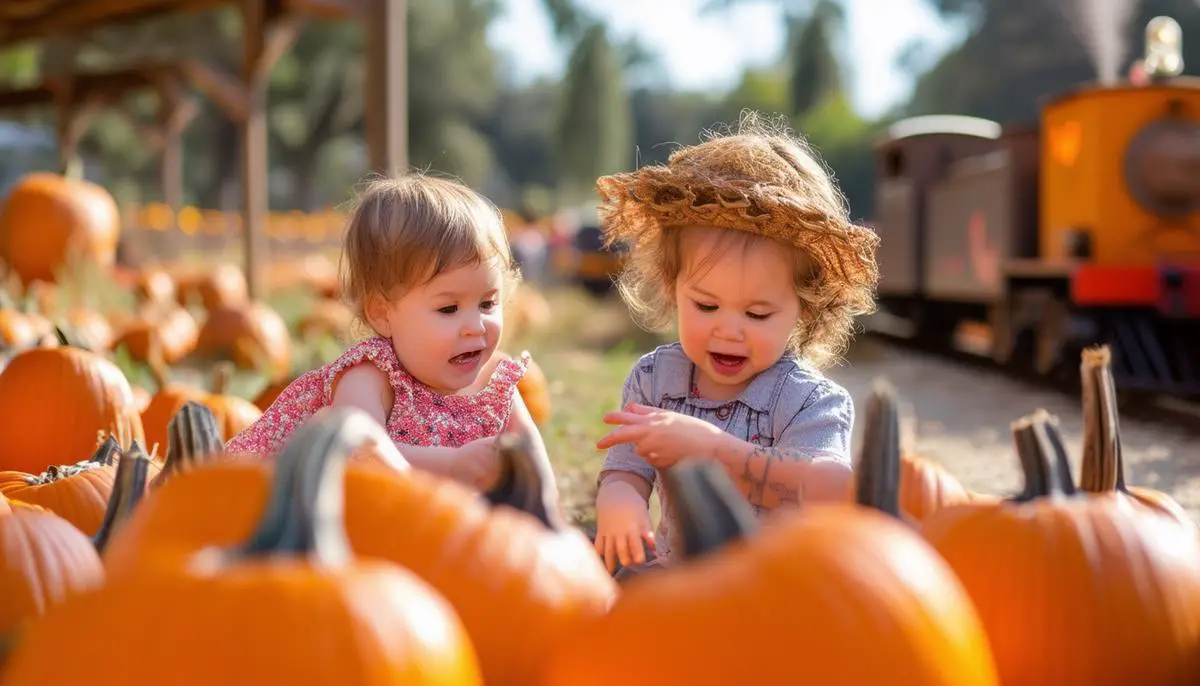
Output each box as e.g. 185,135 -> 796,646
154,401 -> 224,487
1079,345 -> 1125,493
1011,410 -> 1077,501
485,433 -> 565,530
236,406 -> 392,564
91,445 -> 150,553
664,460 -> 759,561
90,435 -> 121,466
855,379 -> 902,519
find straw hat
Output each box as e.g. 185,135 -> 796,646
595,132 -> 880,317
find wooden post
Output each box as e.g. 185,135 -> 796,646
241,0 -> 270,300
156,77 -> 190,226
365,0 -> 407,176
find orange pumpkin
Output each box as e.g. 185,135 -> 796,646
194,300 -> 292,380
174,262 -> 249,312
1078,346 -> 1194,527
0,439 -> 120,535
104,419 -> 612,685
543,385 -> 998,685
0,172 -> 120,285
134,266 -> 177,306
0,502 -> 105,636
112,304 -> 199,365
205,363 -> 264,439
0,307 -> 43,350
297,298 -> 354,341
61,307 -> 115,352
130,385 -> 152,413
921,410 -> 1200,686
252,377 -> 291,411
517,356 -> 551,426
6,408 -> 480,686
0,344 -> 144,472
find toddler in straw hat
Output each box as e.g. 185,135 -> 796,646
592,112 -> 880,578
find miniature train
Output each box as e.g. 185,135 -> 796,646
869,16 -> 1200,397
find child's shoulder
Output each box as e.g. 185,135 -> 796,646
624,342 -> 691,392
764,355 -> 853,421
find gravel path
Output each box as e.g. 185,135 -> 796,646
831,338 -> 1200,521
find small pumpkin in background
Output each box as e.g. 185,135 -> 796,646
133,266 -> 177,306
5,407 -> 480,686
174,261 -> 248,312
140,362 -> 262,453
59,307 -> 115,352
1078,346 -> 1193,528
516,356 -> 552,426
920,410 -> 1200,686
0,340 -> 144,472
194,300 -> 292,381
0,498 -> 106,637
204,363 -> 264,440
543,381 -> 998,686
0,172 -> 120,286
111,304 -> 199,365
297,297 -> 354,342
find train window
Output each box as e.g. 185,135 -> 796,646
884,149 -> 906,177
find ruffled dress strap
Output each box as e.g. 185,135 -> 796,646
321,336 -> 416,414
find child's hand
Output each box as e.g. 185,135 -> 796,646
451,436 -> 503,490
595,481 -> 656,572
596,403 -> 728,469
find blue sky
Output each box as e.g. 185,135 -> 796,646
487,0 -> 967,118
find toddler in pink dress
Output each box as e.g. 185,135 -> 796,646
226,174 -> 553,494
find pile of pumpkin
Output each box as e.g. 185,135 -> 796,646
1,341 -> 1196,686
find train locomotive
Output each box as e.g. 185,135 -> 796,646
870,16 -> 1200,397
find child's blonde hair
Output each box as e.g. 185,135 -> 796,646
596,112 -> 879,368
338,174 -> 520,327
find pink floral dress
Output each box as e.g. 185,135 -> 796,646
225,336 -> 531,456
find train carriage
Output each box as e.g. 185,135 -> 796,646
871,16 -> 1200,397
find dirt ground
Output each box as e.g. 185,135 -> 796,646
513,288 -> 1200,525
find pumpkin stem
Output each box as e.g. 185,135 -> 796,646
153,401 -> 224,487
234,406 -> 392,564
1011,410 -> 1077,501
665,460 -> 759,561
1079,345 -> 1125,494
91,445 -> 150,553
90,435 -> 121,466
484,432 -> 566,530
855,379 -> 903,518
211,362 -> 233,395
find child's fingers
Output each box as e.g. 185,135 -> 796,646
640,529 -> 657,553
601,410 -> 653,426
600,534 -> 618,572
595,424 -> 645,449
617,531 -> 644,567
624,403 -> 660,415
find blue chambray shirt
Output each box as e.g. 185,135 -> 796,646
599,342 -> 854,561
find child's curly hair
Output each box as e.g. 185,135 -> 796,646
596,111 -> 880,368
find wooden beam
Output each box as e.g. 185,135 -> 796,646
179,60 -> 248,121
364,0 -> 407,176
0,0 -> 228,47
0,64 -> 175,110
241,0 -> 270,300
283,0 -> 362,19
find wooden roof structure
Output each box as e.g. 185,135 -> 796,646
0,0 -> 406,298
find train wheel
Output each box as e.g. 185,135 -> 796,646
989,301 -> 1015,365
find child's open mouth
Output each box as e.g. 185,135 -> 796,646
449,350 -> 483,369
709,352 -> 748,376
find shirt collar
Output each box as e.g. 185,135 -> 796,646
656,344 -> 792,412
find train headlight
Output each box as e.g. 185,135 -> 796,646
1145,16 -> 1184,78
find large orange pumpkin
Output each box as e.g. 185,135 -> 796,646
4,407 -> 480,686
543,383 -> 998,685
0,503 -> 106,636
0,438 -> 121,536
0,344 -> 144,472
921,410 -> 1200,686
104,418 -> 613,686
194,300 -> 292,380
0,172 -> 120,285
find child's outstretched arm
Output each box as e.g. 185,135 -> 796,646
712,384 -> 854,510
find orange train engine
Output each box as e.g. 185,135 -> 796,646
870,71 -> 1200,397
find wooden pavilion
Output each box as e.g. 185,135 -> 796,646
0,0 -> 408,298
